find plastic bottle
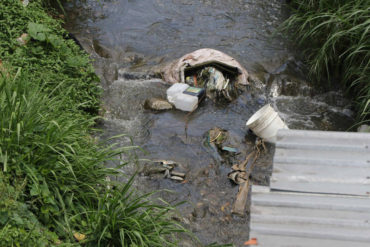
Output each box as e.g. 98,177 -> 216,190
172,93 -> 198,112
166,83 -> 189,104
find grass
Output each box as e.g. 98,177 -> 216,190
0,0 -> 186,246
281,0 -> 370,124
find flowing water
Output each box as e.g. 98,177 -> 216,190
64,0 -> 355,245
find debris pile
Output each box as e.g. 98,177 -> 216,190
228,139 -> 266,216
145,49 -> 251,112
143,160 -> 186,182
162,48 -> 249,86
185,66 -> 238,101
206,127 -> 239,158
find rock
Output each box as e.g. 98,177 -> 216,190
170,176 -> 184,181
93,39 -> 111,58
144,98 -> 173,111
118,69 -> 158,80
192,202 -> 208,219
170,171 -> 186,177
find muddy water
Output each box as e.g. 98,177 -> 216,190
65,0 -> 355,246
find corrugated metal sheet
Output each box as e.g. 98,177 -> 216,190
271,129 -> 370,196
249,186 -> 370,246
249,130 -> 370,246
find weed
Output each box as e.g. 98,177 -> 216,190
0,0 -> 187,246
0,0 -> 101,114
281,0 -> 370,123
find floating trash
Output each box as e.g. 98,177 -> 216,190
162,48 -> 249,102
166,83 -> 205,112
246,104 -> 288,143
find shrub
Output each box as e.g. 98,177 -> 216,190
0,0 -> 101,114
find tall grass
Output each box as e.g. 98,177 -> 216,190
0,0 -> 186,246
0,65 -> 185,246
281,0 -> 370,123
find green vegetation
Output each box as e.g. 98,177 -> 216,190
0,0 -> 184,246
281,0 -> 370,123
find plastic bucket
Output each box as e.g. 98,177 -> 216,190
246,104 -> 288,143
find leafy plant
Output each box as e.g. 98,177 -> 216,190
81,176 -> 186,247
0,173 -> 62,247
0,0 -> 188,246
0,0 -> 101,114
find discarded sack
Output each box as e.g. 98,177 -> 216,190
162,48 -> 249,101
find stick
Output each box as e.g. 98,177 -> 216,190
232,152 -> 258,216
232,179 -> 250,216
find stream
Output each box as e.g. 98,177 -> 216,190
64,0 -> 355,246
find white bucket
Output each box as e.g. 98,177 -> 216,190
246,104 -> 288,143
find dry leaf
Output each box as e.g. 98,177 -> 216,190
73,232 -> 86,242
221,202 -> 230,212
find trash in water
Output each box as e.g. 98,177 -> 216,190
166,83 -> 204,112
196,66 -> 235,101
207,127 -> 238,154
172,92 -> 198,112
183,86 -> 205,99
164,169 -> 171,178
246,104 -> 288,143
155,160 -> 177,169
230,153 -> 255,215
208,127 -> 228,147
171,171 -> 186,178
162,48 -> 249,102
166,83 -> 189,104
143,160 -> 186,182
204,127 -> 243,164
162,48 -> 249,86
244,238 -> 258,246
228,170 -> 247,184
170,176 -> 184,181
184,65 -> 238,101
221,146 -> 238,153
232,179 -> 250,216
231,140 -> 266,216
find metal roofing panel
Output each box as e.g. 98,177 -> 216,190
248,232 -> 370,247
271,129 -> 370,196
249,187 -> 370,246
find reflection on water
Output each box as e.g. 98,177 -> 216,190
65,0 -> 289,69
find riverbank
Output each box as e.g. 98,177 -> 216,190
0,1 -> 184,246
282,0 -> 370,124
